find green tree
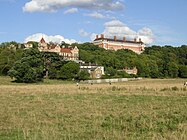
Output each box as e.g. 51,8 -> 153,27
76,70 -> 90,81
116,71 -> 132,78
148,60 -> 159,78
8,48 -> 44,83
178,65 -> 187,78
41,52 -> 64,78
27,41 -> 39,48
105,67 -> 117,77
0,48 -> 23,76
135,60 -> 150,77
57,62 -> 79,80
167,62 -> 179,78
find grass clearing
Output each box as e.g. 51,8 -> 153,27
0,77 -> 187,139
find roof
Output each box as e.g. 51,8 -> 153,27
80,67 -> 96,71
61,48 -> 71,53
80,63 -> 100,67
49,46 -> 56,49
94,37 -> 143,44
40,37 -> 46,43
68,46 -> 77,50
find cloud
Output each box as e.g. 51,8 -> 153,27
90,33 -> 97,41
102,20 -> 154,44
79,29 -> 90,37
64,8 -> 78,14
104,20 -> 125,27
25,33 -> 77,44
137,27 -> 154,44
23,0 -> 124,13
85,12 -> 106,19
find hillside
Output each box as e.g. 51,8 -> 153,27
0,42 -> 187,83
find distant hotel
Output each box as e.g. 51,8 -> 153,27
93,34 -> 145,54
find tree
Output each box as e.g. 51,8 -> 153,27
0,48 -> 23,76
116,71 -> 132,78
27,41 -> 39,48
167,62 -> 179,78
147,60 -> 159,78
105,67 -> 117,77
76,70 -> 90,81
8,48 -> 44,83
178,65 -> 187,78
135,60 -> 150,77
41,52 -> 64,78
57,62 -> 79,80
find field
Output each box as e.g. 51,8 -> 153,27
0,77 -> 187,140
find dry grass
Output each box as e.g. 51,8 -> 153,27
0,77 -> 186,139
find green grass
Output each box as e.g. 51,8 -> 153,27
0,76 -> 75,85
0,77 -> 186,139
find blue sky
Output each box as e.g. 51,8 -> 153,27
0,0 -> 187,46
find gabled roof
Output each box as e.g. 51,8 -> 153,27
61,48 -> 71,53
40,37 -> 46,43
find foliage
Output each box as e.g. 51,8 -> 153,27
41,52 -> 64,79
0,41 -> 187,79
8,48 -> 44,83
178,65 -> 187,78
57,62 -> 79,80
78,43 -> 187,78
0,48 -> 23,76
76,70 -> 90,81
167,62 -> 179,78
27,41 -> 39,48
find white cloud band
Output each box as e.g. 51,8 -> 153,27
103,20 -> 154,44
23,0 -> 124,13
25,33 -> 77,44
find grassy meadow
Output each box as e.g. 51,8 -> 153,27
0,77 -> 187,139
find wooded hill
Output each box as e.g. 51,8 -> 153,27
0,42 -> 186,83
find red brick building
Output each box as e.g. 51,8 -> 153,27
93,34 -> 145,54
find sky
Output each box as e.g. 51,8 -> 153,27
0,0 -> 187,46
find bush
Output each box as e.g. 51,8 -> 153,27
76,70 -> 90,81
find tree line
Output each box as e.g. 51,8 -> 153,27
0,42 -> 186,83
72,43 -> 187,78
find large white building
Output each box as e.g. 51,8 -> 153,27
93,34 -> 145,54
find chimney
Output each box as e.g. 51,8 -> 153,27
114,36 -> 117,41
96,35 -> 98,39
123,36 -> 126,42
101,34 -> 104,38
134,38 -> 137,42
139,38 -> 142,42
